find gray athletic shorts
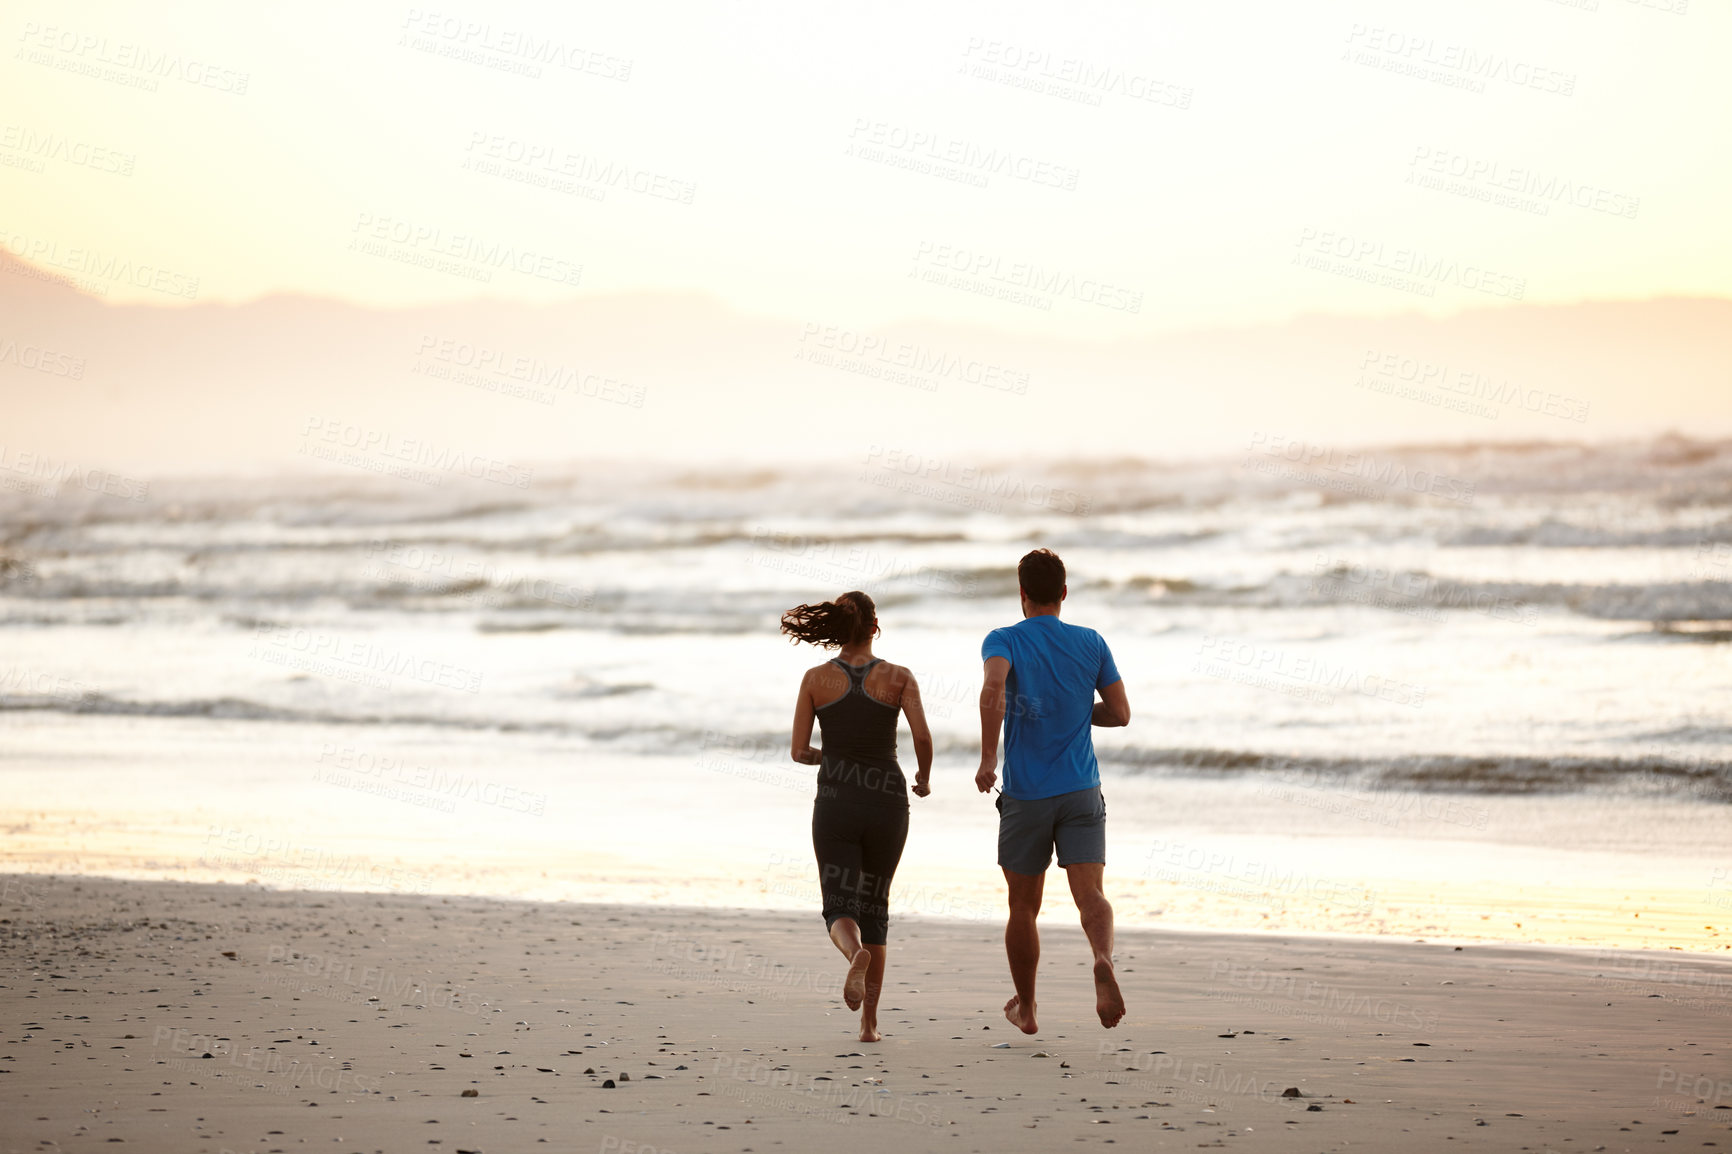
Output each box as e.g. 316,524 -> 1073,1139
996,786 -> 1106,875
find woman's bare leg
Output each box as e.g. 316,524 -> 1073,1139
828,917 -> 871,1010
858,945 -> 887,1042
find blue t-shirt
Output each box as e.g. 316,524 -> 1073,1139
982,615 -> 1121,801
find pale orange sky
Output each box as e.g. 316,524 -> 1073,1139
4,0 -> 1730,342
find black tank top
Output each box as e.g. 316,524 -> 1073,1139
815,658 -> 907,809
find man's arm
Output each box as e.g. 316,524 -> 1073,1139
1092,679 -> 1130,727
976,656 -> 1010,792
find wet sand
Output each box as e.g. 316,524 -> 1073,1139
2,872 -> 1729,1153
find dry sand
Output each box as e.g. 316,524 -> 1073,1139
2,872 -> 1729,1153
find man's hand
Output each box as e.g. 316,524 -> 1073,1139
975,757 -> 997,794
912,769 -> 931,798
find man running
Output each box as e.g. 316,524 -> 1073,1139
975,548 -> 1130,1032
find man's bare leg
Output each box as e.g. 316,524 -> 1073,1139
827,917 -> 871,1011
1064,862 -> 1125,1028
858,944 -> 887,1042
1002,867 -> 1045,1035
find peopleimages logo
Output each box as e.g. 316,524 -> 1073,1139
1656,1065 -> 1732,1105
249,620 -> 486,694
861,445 -> 1090,514
1206,961 -> 1439,1030
796,323 -> 1030,394
0,228 -> 199,299
1243,431 -> 1476,506
749,526 -> 980,596
1097,1042 -> 1290,1101
17,22 -> 251,95
911,240 -> 1142,313
0,337 -> 85,378
0,444 -> 149,501
1355,348 -> 1589,423
708,1054 -> 945,1125
299,417 -> 534,489
398,9 -> 633,82
349,212 -> 583,287
958,38 -> 1194,110
846,118 -> 1081,190
0,124 -> 136,175
1195,633 -> 1428,708
152,1026 -> 378,1093
1342,24 -> 1576,96
462,131 -> 694,204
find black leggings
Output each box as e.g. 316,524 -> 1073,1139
812,798 -> 909,946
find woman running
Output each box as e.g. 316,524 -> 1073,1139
783,590 -> 932,1042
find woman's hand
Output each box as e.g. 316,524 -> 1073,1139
912,768 -> 931,798
792,746 -> 822,765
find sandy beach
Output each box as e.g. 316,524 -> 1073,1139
3,872 -> 1729,1153
10,0 -> 1732,1149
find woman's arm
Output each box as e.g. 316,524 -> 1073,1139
900,669 -> 934,797
790,668 -> 821,764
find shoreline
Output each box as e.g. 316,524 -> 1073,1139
3,710 -> 1725,956
3,807 -> 1726,955
2,863 -> 1727,959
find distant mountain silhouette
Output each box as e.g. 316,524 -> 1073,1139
3,248 -> 1728,474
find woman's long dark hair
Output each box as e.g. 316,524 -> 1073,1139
781,590 -> 878,649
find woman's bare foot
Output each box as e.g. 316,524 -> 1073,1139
1003,994 -> 1038,1035
859,1018 -> 881,1043
843,949 -> 870,1010
1093,959 -> 1126,1028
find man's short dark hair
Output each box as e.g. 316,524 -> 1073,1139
1018,548 -> 1065,605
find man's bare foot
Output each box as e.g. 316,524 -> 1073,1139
1003,994 -> 1038,1035
859,1020 -> 881,1043
1093,959 -> 1126,1028
843,949 -> 870,1011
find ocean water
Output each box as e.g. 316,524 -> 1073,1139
2,438 -> 1729,950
